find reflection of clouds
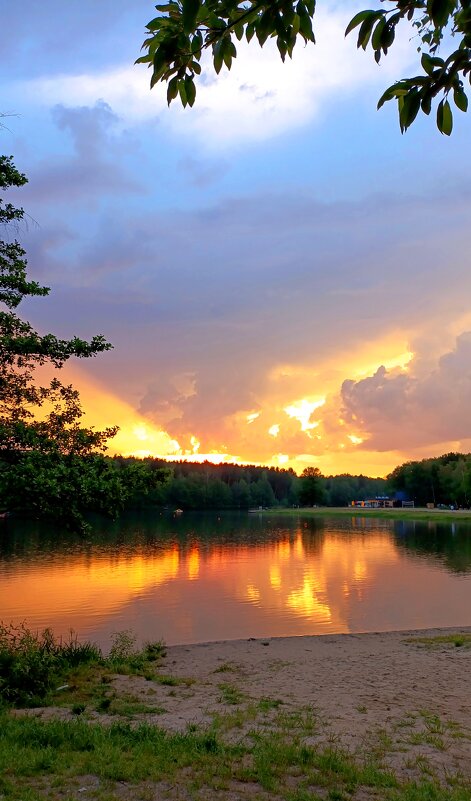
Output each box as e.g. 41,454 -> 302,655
0,547 -> 180,634
287,577 -> 332,624
187,549 -> 200,581
1,524 -> 461,647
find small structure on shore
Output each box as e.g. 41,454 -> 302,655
351,496 -> 414,509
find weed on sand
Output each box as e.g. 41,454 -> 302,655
405,634 -> 471,649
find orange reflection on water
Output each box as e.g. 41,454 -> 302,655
0,526 -> 402,644
187,548 -> 200,580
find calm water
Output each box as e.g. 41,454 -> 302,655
1,511 -> 471,649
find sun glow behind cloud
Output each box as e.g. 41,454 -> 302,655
6,0 -> 471,480
59,334 -> 419,477
284,398 -> 326,433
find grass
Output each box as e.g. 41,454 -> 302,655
274,507 -> 471,522
0,709 -> 469,801
406,634 -> 471,649
218,682 -> 245,705
0,623 -> 168,709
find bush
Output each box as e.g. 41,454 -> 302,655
0,624 -> 102,707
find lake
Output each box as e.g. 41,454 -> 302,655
1,511 -> 471,650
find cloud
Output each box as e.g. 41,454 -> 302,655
8,5 -> 416,149
341,332 -> 471,452
23,178 -> 467,473
22,102 -> 142,206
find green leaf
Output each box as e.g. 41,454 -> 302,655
234,22 -> 244,41
167,75 -> 179,105
223,39 -> 236,69
421,92 -> 432,115
372,17 -> 386,52
191,31 -> 203,55
453,86 -> 468,112
146,17 -> 164,32
345,9 -> 374,37
299,11 -> 314,41
246,22 -> 255,43
381,23 -> 395,51
178,78 -> 188,107
182,0 -> 200,32
429,0 -> 452,28
185,76 -> 196,106
213,40 -> 224,74
399,89 -> 421,132
377,82 -> 409,110
421,53 -> 435,75
437,98 -> 453,134
357,14 -> 379,51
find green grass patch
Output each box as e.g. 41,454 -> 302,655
273,507 -> 471,522
0,624 -> 167,709
213,661 -> 239,673
0,710 -> 469,801
406,634 -> 471,649
218,682 -> 245,705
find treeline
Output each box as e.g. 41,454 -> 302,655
110,457 -> 388,510
387,452 -> 471,508
4,450 -> 471,525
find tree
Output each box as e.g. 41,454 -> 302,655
0,155 -> 116,459
0,155 -> 126,524
138,0 -> 471,134
298,466 -> 324,506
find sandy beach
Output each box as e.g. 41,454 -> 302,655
9,625 -> 471,799
100,626 -> 471,784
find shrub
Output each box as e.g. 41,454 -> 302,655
0,623 -> 102,707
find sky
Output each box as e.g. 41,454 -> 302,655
2,0 -> 471,477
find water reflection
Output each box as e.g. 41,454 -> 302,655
1,512 -> 471,648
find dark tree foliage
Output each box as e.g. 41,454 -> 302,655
122,458 -> 298,509
323,473 -> 387,506
0,155 -> 115,459
298,466 -> 326,506
122,458 -> 389,509
138,0 -> 471,133
387,452 -> 471,507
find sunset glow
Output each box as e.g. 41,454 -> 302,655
4,1 -> 471,480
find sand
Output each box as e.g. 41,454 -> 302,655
103,626 -> 471,782
25,626 -> 471,786
150,627 -> 471,731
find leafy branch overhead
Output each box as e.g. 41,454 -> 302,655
137,0 -> 471,134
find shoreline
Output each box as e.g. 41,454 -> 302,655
163,622 -> 471,650
271,505 -> 471,521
